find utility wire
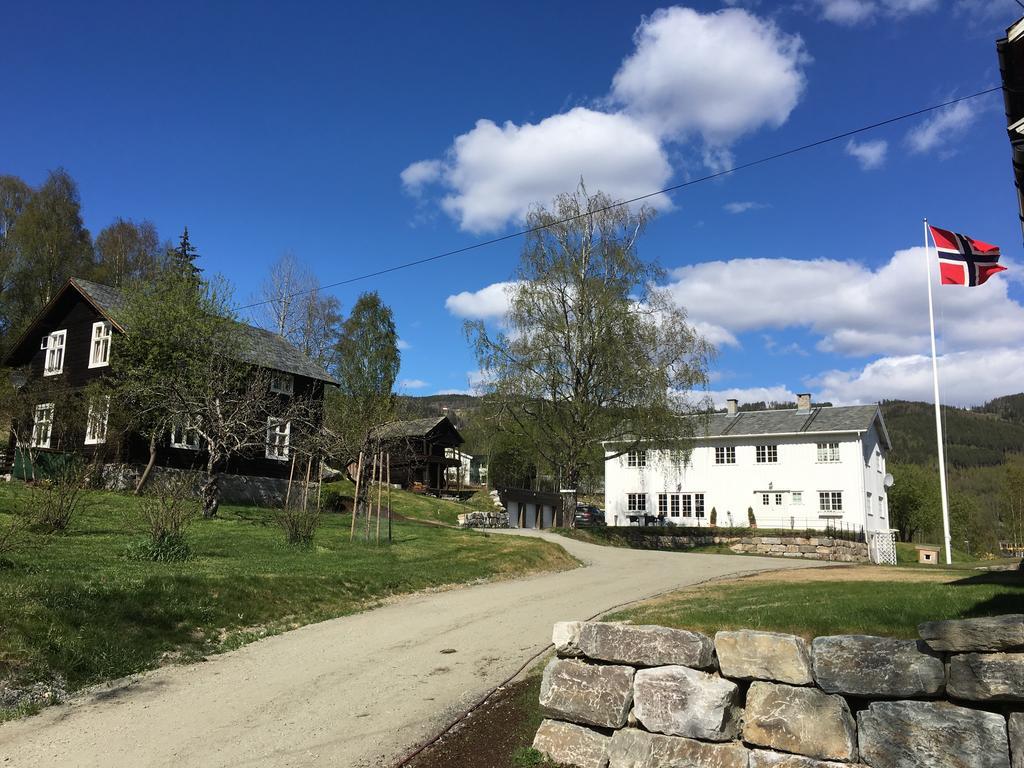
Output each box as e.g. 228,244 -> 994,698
233,85 -> 1003,314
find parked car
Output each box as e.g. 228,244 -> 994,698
574,505 -> 606,527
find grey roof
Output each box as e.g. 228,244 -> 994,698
72,277 -> 338,385
376,416 -> 451,439
702,404 -> 889,447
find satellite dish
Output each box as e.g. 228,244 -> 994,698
883,473 -> 894,488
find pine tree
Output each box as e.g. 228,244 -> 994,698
171,227 -> 202,281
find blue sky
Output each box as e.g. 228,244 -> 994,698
4,0 -> 1024,406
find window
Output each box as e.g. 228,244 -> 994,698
270,372 -> 294,395
819,491 -> 843,515
657,493 -> 668,515
791,491 -> 803,504
670,494 -> 680,517
878,496 -> 885,517
755,444 -> 778,463
170,418 -> 201,450
627,449 -> 647,467
817,442 -> 840,463
84,397 -> 110,445
714,446 -> 736,465
680,494 -> 693,516
31,403 -> 54,448
89,322 -> 111,367
694,493 -> 705,518
266,418 -> 291,460
627,493 -> 647,512
775,493 -> 783,506
762,493 -> 771,506
42,330 -> 66,375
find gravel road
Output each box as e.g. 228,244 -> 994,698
0,530 -> 825,767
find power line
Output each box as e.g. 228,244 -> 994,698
233,85 -> 1003,314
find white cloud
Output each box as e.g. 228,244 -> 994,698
813,347 -> 1024,406
954,0 -> 1022,23
445,281 -> 519,320
816,0 -> 938,25
666,248 -> 1024,357
706,386 -> 799,408
844,138 -> 888,170
724,201 -> 769,214
609,7 -> 808,145
906,101 -> 973,155
403,6 -> 810,233
397,339 -> 411,351
399,378 -> 429,390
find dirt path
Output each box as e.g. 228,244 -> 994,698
0,530 -> 827,767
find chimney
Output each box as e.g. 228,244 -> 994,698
796,393 -> 812,412
726,398 -> 738,417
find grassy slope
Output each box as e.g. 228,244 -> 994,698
0,483 -> 575,698
324,479 -> 497,526
607,567 -> 1023,639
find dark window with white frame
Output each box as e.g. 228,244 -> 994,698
270,372 -> 294,395
762,493 -> 771,506
266,418 -> 291,460
42,330 -> 66,375
170,417 -> 201,450
84,396 -> 110,445
31,403 -> 54,448
775,493 -> 783,506
817,442 -> 840,463
755,444 -> 778,463
680,494 -> 693,516
627,493 -> 646,512
819,491 -> 843,515
627,449 -> 647,467
694,493 -> 705,518
89,321 -> 112,368
714,446 -> 736,465
657,493 -> 668,514
670,494 -> 680,517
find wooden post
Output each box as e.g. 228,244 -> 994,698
316,458 -> 323,513
375,451 -> 383,545
302,456 -> 313,512
284,453 -> 297,510
350,451 -> 364,542
387,453 -> 392,543
366,451 -> 378,541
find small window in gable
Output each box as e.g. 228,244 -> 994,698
270,372 -> 294,395
89,322 -> 112,368
43,330 -> 66,375
627,449 -> 647,467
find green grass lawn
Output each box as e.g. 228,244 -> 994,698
606,566 -> 1023,639
322,479 -> 497,526
0,481 -> 575,706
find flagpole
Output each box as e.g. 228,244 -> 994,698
923,218 -> 953,565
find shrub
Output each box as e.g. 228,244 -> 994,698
320,484 -> 352,513
747,506 -> 757,528
26,458 -> 91,533
278,500 -> 320,547
709,507 -> 717,527
129,475 -> 198,562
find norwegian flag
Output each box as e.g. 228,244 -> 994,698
929,225 -> 1007,287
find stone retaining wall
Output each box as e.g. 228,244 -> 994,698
457,510 -> 509,528
631,534 -> 869,563
533,614 -> 1024,767
103,464 -> 296,507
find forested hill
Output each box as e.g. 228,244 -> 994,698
882,397 -> 1024,467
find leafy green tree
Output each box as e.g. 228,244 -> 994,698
887,462 -> 940,542
94,218 -> 165,287
466,184 -> 711,523
1003,454 -> 1024,551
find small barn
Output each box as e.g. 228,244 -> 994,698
500,488 -> 564,529
378,415 -> 464,492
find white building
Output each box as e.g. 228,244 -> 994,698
604,394 -> 892,535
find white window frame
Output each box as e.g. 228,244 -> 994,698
170,417 -> 201,450
680,494 -> 693,516
819,491 -> 843,515
775,493 -> 783,506
627,449 -> 647,468
762,493 -> 771,506
43,330 -> 67,376
626,493 -> 646,512
84,396 -> 110,445
791,491 -> 803,505
89,321 -> 112,368
269,372 -> 294,395
755,444 -> 778,464
714,446 -> 736,465
265,417 -> 291,461
669,494 -> 680,517
694,493 -> 705,518
816,442 -> 840,463
31,403 -> 55,448
657,493 -> 668,514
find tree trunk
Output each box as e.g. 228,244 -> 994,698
134,433 -> 158,495
202,453 -> 219,519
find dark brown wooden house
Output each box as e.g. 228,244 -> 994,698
2,277 -> 337,483
377,416 -> 464,492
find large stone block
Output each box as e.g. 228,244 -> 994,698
575,622 -> 715,669
742,681 -> 857,762
811,635 -> 945,698
749,750 -> 869,767
858,700 -> 1010,768
919,615 -> 1024,653
553,621 -> 584,657
632,665 -> 741,742
532,719 -> 610,768
1010,712 -> 1023,768
948,653 -> 1024,702
539,658 -> 634,729
715,630 -> 813,685
607,728 -> 749,768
